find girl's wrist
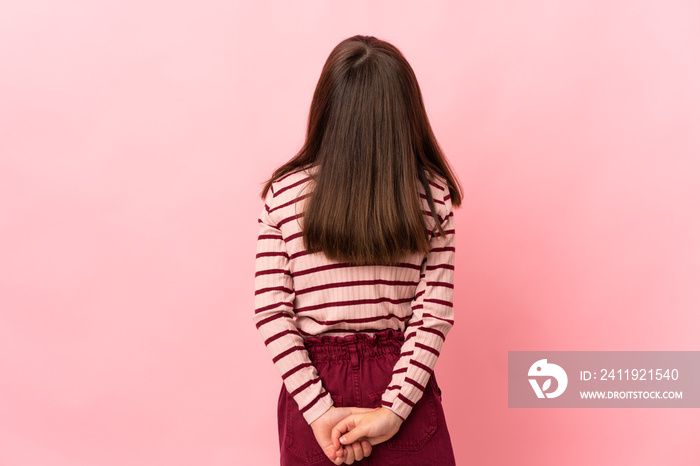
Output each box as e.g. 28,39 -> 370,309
380,407 -> 404,425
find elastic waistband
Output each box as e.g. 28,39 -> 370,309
303,328 -> 405,362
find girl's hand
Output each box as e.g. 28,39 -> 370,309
330,407 -> 404,452
309,405 -> 376,465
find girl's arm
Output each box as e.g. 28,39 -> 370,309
378,187 -> 456,422
253,186 -> 333,425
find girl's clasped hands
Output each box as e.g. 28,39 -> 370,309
309,405 -> 404,464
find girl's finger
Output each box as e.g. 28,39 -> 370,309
343,445 -> 355,464
332,446 -> 346,465
351,441 -> 364,461
331,416 -> 356,449
361,440 -> 372,458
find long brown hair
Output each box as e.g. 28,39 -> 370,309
260,35 -> 463,266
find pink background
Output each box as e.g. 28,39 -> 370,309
1,1 -> 699,465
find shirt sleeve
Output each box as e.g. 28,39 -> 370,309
380,190 -> 456,421
252,185 -> 334,425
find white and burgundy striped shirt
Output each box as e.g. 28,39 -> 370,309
253,163 -> 456,425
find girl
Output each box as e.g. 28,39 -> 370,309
254,35 -> 463,465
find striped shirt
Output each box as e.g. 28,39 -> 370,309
253,163 -> 456,425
